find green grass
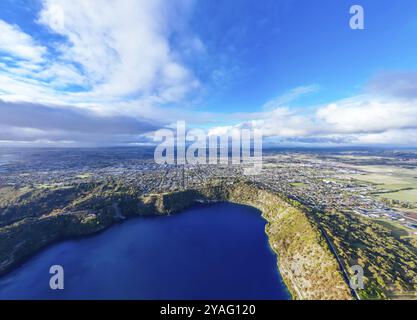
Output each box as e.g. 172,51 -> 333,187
290,182 -> 307,188
373,219 -> 410,238
312,208 -> 417,299
345,165 -> 417,188
378,189 -> 417,203
342,165 -> 417,204
76,173 -> 92,179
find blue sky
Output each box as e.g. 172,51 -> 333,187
189,0 -> 417,113
1,0 -> 417,146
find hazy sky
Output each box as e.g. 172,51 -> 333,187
1,0 -> 417,146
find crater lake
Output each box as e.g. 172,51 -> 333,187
0,202 -> 290,300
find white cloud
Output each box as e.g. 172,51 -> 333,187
262,85 -> 319,110
0,19 -> 47,62
355,129 -> 417,145
0,0 -> 201,116
37,0 -> 199,102
1,2 -> 417,147
207,86 -> 319,139
316,97 -> 417,134
206,89 -> 417,146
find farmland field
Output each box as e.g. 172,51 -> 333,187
341,165 -> 417,204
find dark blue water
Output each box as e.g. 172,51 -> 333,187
0,203 -> 290,300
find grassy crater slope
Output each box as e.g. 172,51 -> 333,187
0,180 -> 351,300
312,209 -> 417,299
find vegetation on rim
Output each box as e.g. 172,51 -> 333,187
1,178 -> 415,299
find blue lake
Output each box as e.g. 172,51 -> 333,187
0,202 -> 290,300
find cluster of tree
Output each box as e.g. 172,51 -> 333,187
312,209 -> 417,299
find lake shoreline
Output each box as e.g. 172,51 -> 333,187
0,202 -> 291,300
0,180 -> 353,299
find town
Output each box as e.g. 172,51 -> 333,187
1,147 -> 416,234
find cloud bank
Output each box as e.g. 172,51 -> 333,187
0,100 -> 161,145
0,0 -> 199,108
1,1 -> 417,147
210,79 -> 417,146
0,0 -> 204,145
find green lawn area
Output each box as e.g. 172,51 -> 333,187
76,173 -> 92,179
290,182 -> 306,188
378,189 -> 417,203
